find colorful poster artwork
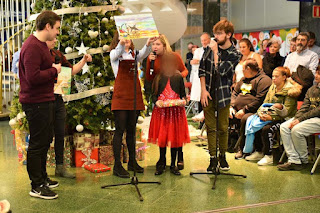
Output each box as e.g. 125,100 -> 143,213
114,14 -> 159,40
54,66 -> 72,95
234,28 -> 299,57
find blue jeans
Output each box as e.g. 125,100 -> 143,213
280,117 -> 320,164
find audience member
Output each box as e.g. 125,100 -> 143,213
308,31 -> 320,58
243,67 -> 298,165
282,37 -> 296,66
262,38 -> 284,78
230,58 -> 272,159
284,32 -> 319,75
278,65 -> 320,171
234,38 -> 262,84
190,33 -> 211,109
185,42 -> 194,82
259,38 -> 270,58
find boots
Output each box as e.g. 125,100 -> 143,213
177,149 -> 184,170
128,160 -> 144,173
113,163 -> 130,178
55,165 -> 75,179
170,148 -> 181,175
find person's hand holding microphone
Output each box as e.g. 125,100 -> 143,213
52,55 -> 61,74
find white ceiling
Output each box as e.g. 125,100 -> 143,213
121,0 -> 188,48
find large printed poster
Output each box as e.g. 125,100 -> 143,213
114,14 -> 159,40
234,28 -> 299,57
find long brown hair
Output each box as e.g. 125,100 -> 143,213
239,38 -> 254,52
157,34 -> 172,53
152,52 -> 178,96
109,31 -> 135,51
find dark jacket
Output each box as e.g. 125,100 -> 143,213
153,74 -> 186,103
291,65 -> 315,101
295,85 -> 320,122
262,52 -> 284,78
231,70 -> 272,113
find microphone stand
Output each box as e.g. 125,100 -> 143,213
190,46 -> 247,190
101,51 -> 161,201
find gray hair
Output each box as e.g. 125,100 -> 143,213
268,38 -> 281,47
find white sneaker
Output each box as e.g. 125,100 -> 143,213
257,155 -> 273,166
245,151 -> 264,161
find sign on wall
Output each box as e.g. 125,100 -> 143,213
234,28 -> 299,57
313,5 -> 320,18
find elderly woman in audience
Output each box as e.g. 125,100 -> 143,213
243,67 -> 299,165
263,38 -> 284,78
233,38 -> 263,85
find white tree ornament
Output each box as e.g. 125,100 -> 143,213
76,42 -> 89,55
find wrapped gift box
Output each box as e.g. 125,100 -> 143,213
99,144 -> 128,166
84,163 -> 111,173
136,127 -> 143,141
99,145 -> 113,166
75,148 -> 99,167
14,129 -> 29,164
136,141 -> 147,161
74,133 -> 100,150
46,136 -> 74,168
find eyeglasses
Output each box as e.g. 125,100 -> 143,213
214,32 -> 224,36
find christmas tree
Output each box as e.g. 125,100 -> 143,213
10,0 -> 124,133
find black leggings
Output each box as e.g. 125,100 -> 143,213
159,147 -> 183,166
259,121 -> 281,155
113,110 -> 139,165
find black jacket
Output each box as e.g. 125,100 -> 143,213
263,52 -> 284,78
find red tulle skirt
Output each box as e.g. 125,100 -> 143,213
148,105 -> 190,148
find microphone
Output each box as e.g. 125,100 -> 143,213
150,51 -> 156,75
54,55 -> 61,64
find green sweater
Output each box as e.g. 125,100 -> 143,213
295,85 -> 320,122
257,81 -> 297,121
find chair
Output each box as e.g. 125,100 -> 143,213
279,101 -> 320,174
310,133 -> 320,175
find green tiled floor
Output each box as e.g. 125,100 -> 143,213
1,121 -> 320,213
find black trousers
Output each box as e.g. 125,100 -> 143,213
22,101 -> 55,188
234,113 -> 254,151
54,95 -> 66,165
258,121 -> 281,155
113,110 -> 139,165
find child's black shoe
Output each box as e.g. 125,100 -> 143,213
155,161 -> 166,175
170,166 -> 181,175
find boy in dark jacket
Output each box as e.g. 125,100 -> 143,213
278,66 -> 320,171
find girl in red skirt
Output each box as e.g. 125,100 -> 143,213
149,53 -> 190,175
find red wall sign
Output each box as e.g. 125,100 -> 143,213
313,5 -> 320,18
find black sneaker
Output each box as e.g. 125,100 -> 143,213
277,162 -> 304,171
29,185 -> 58,200
219,154 -> 230,171
45,178 -> 59,188
128,160 -> 144,173
207,157 -> 218,172
113,164 -> 130,178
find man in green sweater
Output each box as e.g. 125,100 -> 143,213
279,65 -> 320,171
